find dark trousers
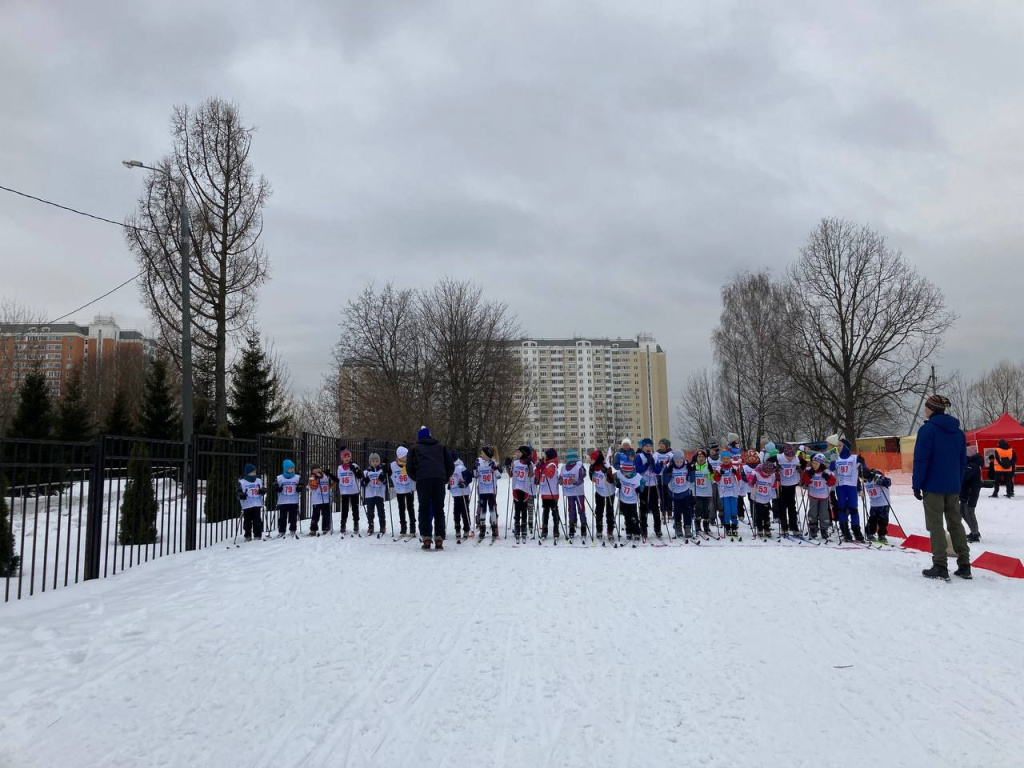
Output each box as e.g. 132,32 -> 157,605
693,496 -> 713,532
594,494 -> 615,534
753,502 -> 773,535
540,498 -> 560,538
277,504 -> 298,534
865,505 -> 890,538
513,495 -> 531,537
417,478 -> 446,540
452,496 -> 471,535
340,494 -> 361,530
778,485 -> 799,532
620,502 -> 640,537
366,497 -> 385,531
991,472 -> 1014,497
397,492 -> 416,534
477,493 -> 498,530
737,494 -> 747,519
309,502 -> 331,533
671,493 -> 694,533
243,507 -> 263,539
639,486 -> 662,537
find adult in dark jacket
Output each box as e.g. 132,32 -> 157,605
988,439 -> 1017,498
960,445 -> 984,543
407,426 -> 455,550
912,395 -> 970,580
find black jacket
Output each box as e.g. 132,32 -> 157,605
407,437 -> 454,482
961,453 -> 984,492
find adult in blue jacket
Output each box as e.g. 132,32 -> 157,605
913,395 -> 971,581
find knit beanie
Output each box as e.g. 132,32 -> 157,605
621,438 -> 632,448
727,432 -> 740,445
672,450 -> 684,463
826,434 -> 840,447
283,459 -> 295,476
812,453 -> 826,465
658,438 -> 671,449
518,445 -> 532,460
589,449 -> 603,463
481,445 -> 494,458
544,448 -> 558,460
782,443 -> 796,458
243,463 -> 257,479
369,453 -> 380,464
621,458 -> 635,472
418,425 -> 431,440
640,438 -> 654,448
340,449 -> 352,463
926,394 -> 951,413
565,449 -> 579,463
396,446 -> 408,459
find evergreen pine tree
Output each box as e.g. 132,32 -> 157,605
192,346 -> 217,436
118,443 -> 159,545
228,329 -> 286,439
139,356 -> 179,440
10,369 -> 53,439
53,366 -> 94,442
203,425 -> 240,524
0,479 -> 19,577
103,387 -> 135,436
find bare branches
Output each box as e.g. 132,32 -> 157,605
676,367 -> 719,448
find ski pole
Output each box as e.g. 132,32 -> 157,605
880,486 -> 904,536
388,486 -> 396,541
504,471 -> 512,539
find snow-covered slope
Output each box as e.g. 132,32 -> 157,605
1,485 -> 1021,768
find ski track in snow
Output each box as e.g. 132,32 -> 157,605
1,485 -> 1022,768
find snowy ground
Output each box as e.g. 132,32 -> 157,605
1,483 -> 1021,768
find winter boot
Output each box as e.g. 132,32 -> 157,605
922,562 -> 950,581
434,537 -> 444,551
840,522 -> 853,542
421,537 -> 432,550
491,523 -> 499,540
400,522 -> 407,536
852,525 -> 865,542
878,535 -> 888,544
967,532 -> 981,543
953,564 -> 973,580
569,524 -> 576,539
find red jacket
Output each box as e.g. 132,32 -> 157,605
534,459 -> 559,499
801,468 -> 836,488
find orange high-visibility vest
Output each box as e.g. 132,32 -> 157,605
993,447 -> 1014,471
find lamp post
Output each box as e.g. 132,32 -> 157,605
122,160 -> 193,448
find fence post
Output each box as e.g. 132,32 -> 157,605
185,436 -> 197,551
300,432 -> 309,521
83,434 -> 106,581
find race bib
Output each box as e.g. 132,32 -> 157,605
399,474 -> 408,483
341,476 -> 352,485
481,473 -> 492,483
623,487 -> 635,499
869,487 -> 880,498
674,477 -> 685,485
515,469 -> 526,480
249,488 -> 260,497
757,483 -> 770,495
284,484 -> 295,494
696,477 -> 706,487
782,467 -> 795,478
721,475 -> 734,487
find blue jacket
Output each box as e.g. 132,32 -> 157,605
912,412 -> 966,494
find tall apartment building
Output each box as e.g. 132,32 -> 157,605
510,334 -> 669,457
0,315 -> 153,399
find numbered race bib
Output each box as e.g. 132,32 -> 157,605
812,478 -> 825,491
515,469 -> 526,480
839,465 -> 851,476
696,477 -> 707,487
782,467 -> 795,479
372,478 -> 381,486
399,474 -> 408,484
284,484 -> 295,494
721,475 -> 734,488
757,483 -> 770,495
249,488 -> 261,497
623,486 -> 635,499
481,473 -> 492,483
673,477 -> 685,486
341,476 -> 352,485
869,487 -> 880,499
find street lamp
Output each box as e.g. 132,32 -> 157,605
123,160 -> 193,448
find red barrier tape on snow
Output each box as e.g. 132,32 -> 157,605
900,535 -> 932,553
971,552 -> 1024,579
886,523 -> 907,539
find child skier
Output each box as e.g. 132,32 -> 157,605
336,448 -> 363,534
776,443 -> 802,535
662,450 -> 695,539
751,461 -> 779,538
714,453 -> 742,538
448,453 -> 475,542
708,442 -> 724,524
560,449 -> 587,540
614,453 -> 644,544
306,463 -> 337,536
691,448 -> 715,534
831,438 -> 867,542
361,453 -> 390,537
510,445 -> 534,542
863,468 -> 893,542
391,447 -> 416,538
801,453 -> 836,539
655,438 -> 674,524
960,445 -> 984,542
475,446 -> 502,541
589,449 -> 617,541
274,459 -> 303,538
535,448 -> 561,541
634,438 -> 663,539
237,463 -> 267,541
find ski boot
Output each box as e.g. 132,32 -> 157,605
840,522 -> 853,542
922,562 -> 949,581
852,525 -> 865,542
434,537 -> 444,551
878,535 -> 888,545
244,534 -> 252,542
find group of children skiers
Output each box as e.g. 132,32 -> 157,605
234,433 -> 899,547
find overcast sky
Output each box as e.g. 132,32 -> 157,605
2,0 -> 1022,429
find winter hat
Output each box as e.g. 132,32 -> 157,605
620,438 -> 632,448
826,434 -> 840,447
418,425 -> 431,440
744,450 -> 759,465
756,462 -> 774,477
481,445 -> 495,458
727,432 -> 740,445
708,441 -> 720,452
369,452 -> 380,464
283,459 -> 296,477
767,447 -> 779,459
589,449 -> 604,463
672,450 -> 685,463
340,449 -> 352,463
658,438 -> 671,449
544,447 -> 558,460
693,448 -> 707,461
243,463 -> 257,479
396,446 -> 409,459
310,463 -> 322,472
812,453 -> 827,465
765,442 -> 777,454
640,438 -> 654,448
782,443 -> 796,458
925,394 -> 951,413
721,454 -> 733,466
621,458 -> 635,473
997,439 -> 1010,450
565,449 -> 579,463
518,444 -> 532,460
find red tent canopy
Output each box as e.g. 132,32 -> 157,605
966,413 -> 1024,480
966,413 -> 1024,441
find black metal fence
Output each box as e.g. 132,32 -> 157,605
1,432 -> 477,603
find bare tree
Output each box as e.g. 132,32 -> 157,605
780,218 -> 955,448
125,97 -> 271,430
973,360 -> 1024,423
0,299 -> 47,436
946,369 -> 980,432
676,367 -> 720,448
